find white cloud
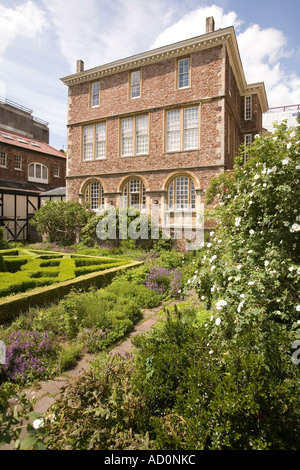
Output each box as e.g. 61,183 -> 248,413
151,4 -> 242,49
151,5 -> 300,107
237,24 -> 299,106
42,0 -> 173,73
0,1 -> 46,55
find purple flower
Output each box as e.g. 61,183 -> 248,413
145,265 -> 182,297
0,330 -> 54,383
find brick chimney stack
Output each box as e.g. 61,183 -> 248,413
206,16 -> 215,33
76,59 -> 84,73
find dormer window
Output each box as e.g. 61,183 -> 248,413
28,163 -> 48,183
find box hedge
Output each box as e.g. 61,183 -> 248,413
0,248 -> 143,324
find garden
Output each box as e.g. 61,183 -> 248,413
0,120 -> 300,450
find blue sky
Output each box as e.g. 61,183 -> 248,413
0,0 -> 299,150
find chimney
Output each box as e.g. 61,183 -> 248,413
206,16 -> 215,34
76,59 -> 84,73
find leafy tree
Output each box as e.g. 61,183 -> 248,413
30,201 -> 91,245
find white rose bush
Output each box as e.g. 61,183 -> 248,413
175,120 -> 300,448
187,120 -> 300,343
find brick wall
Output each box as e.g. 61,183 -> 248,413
0,143 -> 66,189
65,41 -> 264,245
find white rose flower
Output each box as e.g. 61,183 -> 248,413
215,299 -> 227,310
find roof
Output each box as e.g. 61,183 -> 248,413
0,128 -> 66,159
40,187 -> 66,196
60,25 -> 268,112
0,178 -> 52,194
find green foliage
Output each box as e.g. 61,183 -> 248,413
57,343 -> 83,372
59,288 -> 142,345
0,250 -> 132,300
80,206 -> 172,250
0,383 -> 46,449
0,227 -> 8,250
30,200 -> 91,245
40,122 -> 300,451
45,354 -> 150,450
43,304 -> 300,450
0,254 -> 6,272
186,121 -> 300,330
105,279 -> 162,308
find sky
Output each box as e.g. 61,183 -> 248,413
0,0 -> 299,151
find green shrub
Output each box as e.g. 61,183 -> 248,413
0,227 -> 9,250
105,279 -> 162,308
4,257 -> 31,273
60,289 -> 142,342
30,200 -> 91,245
73,257 -> 119,267
57,343 -> 83,373
58,258 -> 75,282
39,260 -> 62,267
45,354 -> 149,450
74,261 -> 129,277
0,255 -> 6,272
0,273 -> 57,298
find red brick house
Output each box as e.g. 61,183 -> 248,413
60,17 -> 268,245
0,128 -> 66,240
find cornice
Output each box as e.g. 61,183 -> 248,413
60,25 -> 268,113
60,27 -> 233,86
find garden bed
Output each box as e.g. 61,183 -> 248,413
0,249 -> 142,323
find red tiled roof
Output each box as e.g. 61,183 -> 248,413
0,128 -> 66,158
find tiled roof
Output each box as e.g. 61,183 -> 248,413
0,128 -> 66,159
40,187 -> 66,196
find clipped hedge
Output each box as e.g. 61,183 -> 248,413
0,260 -> 143,324
2,257 -> 31,273
0,250 -> 133,299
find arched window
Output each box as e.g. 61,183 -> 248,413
83,180 -> 104,211
122,178 -> 146,209
28,163 -> 48,183
168,176 -> 196,210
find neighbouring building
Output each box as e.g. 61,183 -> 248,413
263,104 -> 300,132
0,96 -> 50,144
60,16 -> 268,247
0,127 -> 66,241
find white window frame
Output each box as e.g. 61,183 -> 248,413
54,163 -> 60,177
166,106 -> 199,152
84,180 -> 104,211
14,154 -> 22,170
244,95 -> 252,120
28,163 -> 48,183
0,151 -> 7,168
130,70 -> 141,99
82,122 -> 106,161
91,81 -> 100,107
121,114 -> 149,157
122,178 -> 146,210
95,123 -> 106,160
167,176 -> 196,211
178,57 -> 190,89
